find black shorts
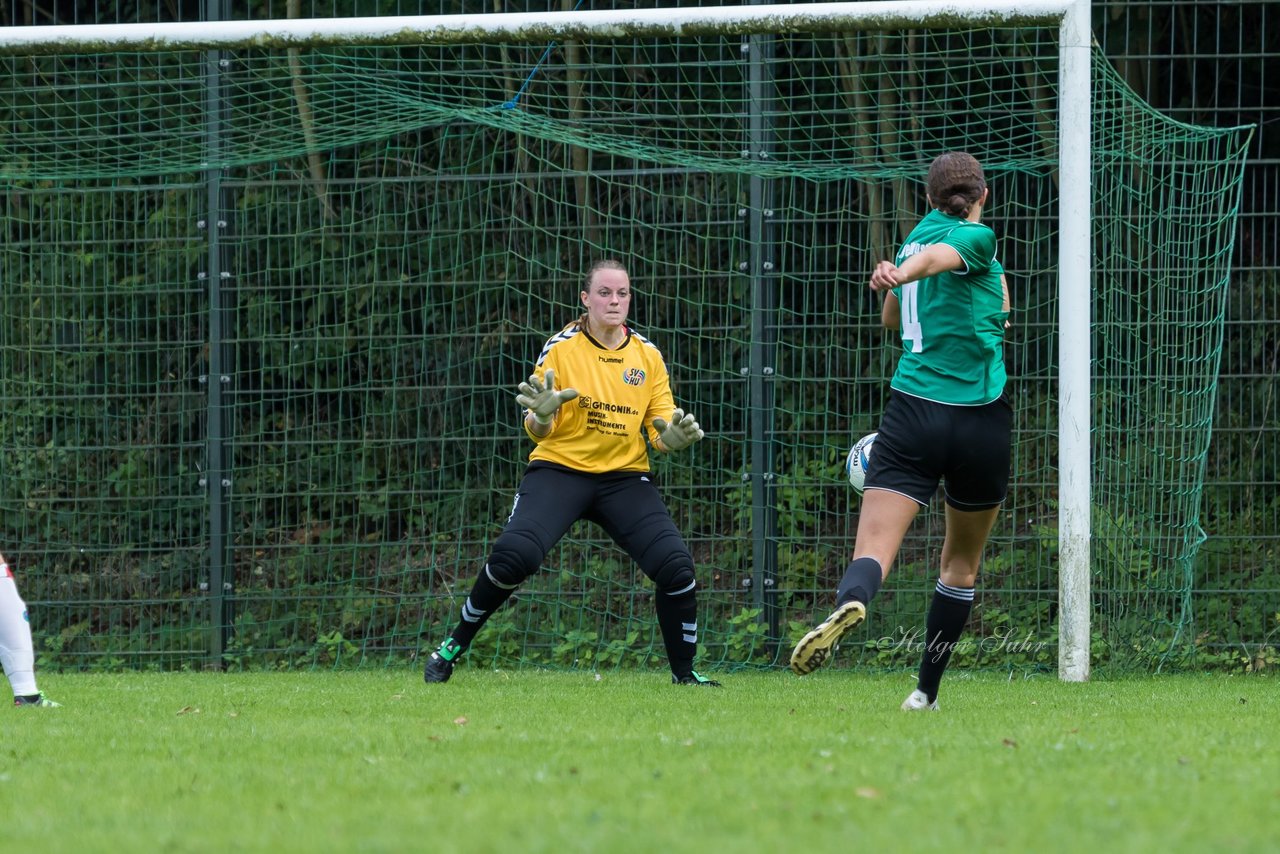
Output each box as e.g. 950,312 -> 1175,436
496,462 -> 691,582
863,389 -> 1012,510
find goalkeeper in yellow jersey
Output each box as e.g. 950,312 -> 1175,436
424,259 -> 719,687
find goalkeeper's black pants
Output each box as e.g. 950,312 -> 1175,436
448,462 -> 702,677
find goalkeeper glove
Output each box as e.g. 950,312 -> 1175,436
653,408 -> 704,452
516,368 -> 578,425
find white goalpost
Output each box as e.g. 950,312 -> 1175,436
0,0 -> 1094,680
3,2 -> 1085,52
1054,0 -> 1093,683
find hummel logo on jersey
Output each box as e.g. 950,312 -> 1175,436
597,355 -> 624,363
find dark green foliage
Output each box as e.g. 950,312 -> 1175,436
0,5 -> 1272,675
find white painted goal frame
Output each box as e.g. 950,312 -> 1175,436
0,0 -> 1094,682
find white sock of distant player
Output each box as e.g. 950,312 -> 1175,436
0,561 -> 40,696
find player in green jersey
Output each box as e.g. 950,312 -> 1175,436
791,153 -> 1012,711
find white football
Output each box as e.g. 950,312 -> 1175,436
845,432 -> 878,493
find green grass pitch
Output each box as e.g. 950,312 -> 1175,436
9,669 -> 1277,852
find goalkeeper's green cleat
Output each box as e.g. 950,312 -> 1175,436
14,692 -> 60,708
672,671 -> 721,687
789,600 -> 867,675
423,637 -> 465,684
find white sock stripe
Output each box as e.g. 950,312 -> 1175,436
484,564 -> 518,590
461,599 -> 485,623
935,581 -> 975,601
666,580 -> 697,596
681,621 -> 697,632
682,633 -> 697,643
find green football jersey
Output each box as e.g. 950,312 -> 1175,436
890,209 -> 1008,405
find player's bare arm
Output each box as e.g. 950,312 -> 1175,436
881,291 -> 900,329
869,244 -> 965,293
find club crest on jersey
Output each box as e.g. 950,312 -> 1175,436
622,368 -> 646,386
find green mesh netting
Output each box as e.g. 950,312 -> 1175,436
0,27 -> 1252,672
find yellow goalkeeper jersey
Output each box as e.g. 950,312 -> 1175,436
523,322 -> 676,473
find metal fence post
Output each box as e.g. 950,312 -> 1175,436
202,0 -> 234,669
744,29 -> 781,650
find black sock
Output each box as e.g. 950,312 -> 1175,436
655,586 -> 699,678
448,563 -> 519,648
916,580 -> 974,702
835,556 -> 884,607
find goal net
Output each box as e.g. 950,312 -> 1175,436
0,3 -> 1252,675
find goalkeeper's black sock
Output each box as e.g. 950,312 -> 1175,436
835,557 -> 884,607
655,586 -> 699,678
448,563 -> 519,648
916,580 -> 975,703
